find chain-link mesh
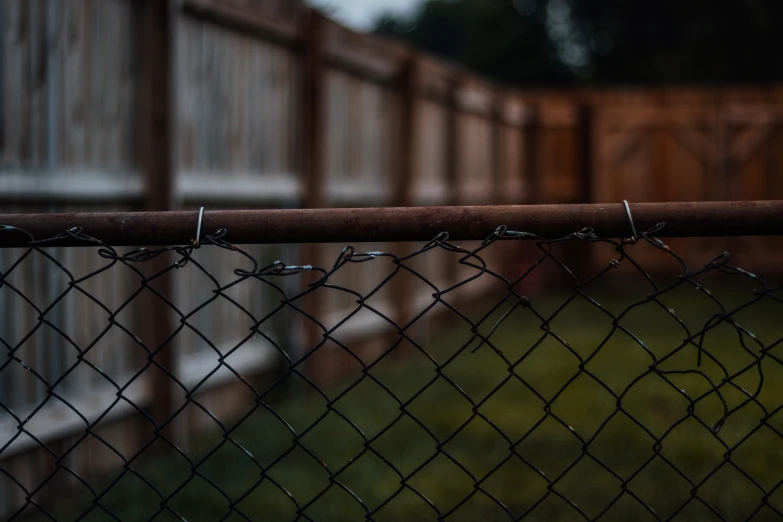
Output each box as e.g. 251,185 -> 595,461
2,220 -> 783,522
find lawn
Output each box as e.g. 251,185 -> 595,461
19,273 -> 783,522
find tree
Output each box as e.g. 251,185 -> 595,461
375,0 -> 574,86
374,0 -> 783,86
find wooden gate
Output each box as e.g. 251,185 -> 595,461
591,91 -> 783,274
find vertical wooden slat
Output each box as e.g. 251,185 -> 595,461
651,128 -> 668,202
88,0 -> 102,167
273,43 -> 286,175
2,2 -> 20,163
26,0 -> 40,166
62,1 -> 79,166
0,2 -> 5,158
717,107 -> 734,201
102,0 -> 117,167
41,0 -> 62,403
44,0 -> 59,168
0,247 -> 7,418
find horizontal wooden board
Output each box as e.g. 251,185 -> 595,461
0,168 -> 143,202
415,55 -> 455,102
322,18 -> 406,84
180,0 -> 303,46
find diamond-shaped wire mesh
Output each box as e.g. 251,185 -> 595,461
2,222 -> 783,522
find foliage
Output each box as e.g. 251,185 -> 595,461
373,0 -> 783,86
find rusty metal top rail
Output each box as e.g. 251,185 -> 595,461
0,201 -> 782,247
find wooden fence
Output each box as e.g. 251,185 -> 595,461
2,0 -> 783,515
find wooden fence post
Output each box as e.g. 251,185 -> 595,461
492,91 -> 505,205
524,106 -> 541,205
300,8 -> 327,386
574,104 -> 595,279
302,10 -> 325,212
136,0 -> 177,449
513,105 -> 542,295
394,52 -> 417,209
493,92 -> 521,279
578,105 -> 593,205
392,51 -> 417,358
442,74 -> 461,287
444,74 -> 460,208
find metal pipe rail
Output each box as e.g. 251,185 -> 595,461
1,201 -> 782,247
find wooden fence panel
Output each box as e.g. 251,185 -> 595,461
411,99 -> 449,206
586,100 -> 783,271
536,103 -> 581,204
499,123 -> 526,205
0,0 -> 141,203
456,112 -> 494,205
174,11 -> 302,207
1,0 -> 49,168
591,104 -> 714,269
724,105 -> 783,271
324,70 -> 397,207
454,82 -> 495,205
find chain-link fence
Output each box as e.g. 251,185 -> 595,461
3,206 -> 783,521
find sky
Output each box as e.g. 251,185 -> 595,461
306,0 -> 425,31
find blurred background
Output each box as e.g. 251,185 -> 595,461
3,1 -> 783,520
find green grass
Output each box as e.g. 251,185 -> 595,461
20,278 -> 783,521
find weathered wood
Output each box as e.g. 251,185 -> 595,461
180,0 -> 303,48
323,68 -> 395,207
392,53 -> 417,356
523,107 -> 540,204
456,110 -> 494,204
322,18 -> 406,85
498,124 -> 524,204
444,75 -> 460,207
395,53 -> 417,208
411,99 -> 448,206
300,7 -> 327,384
2,1 -> 783,215
136,0 -> 176,447
491,92 -> 504,204
174,10 -> 301,207
577,105 -> 593,204
0,168 -> 144,202
300,9 -> 324,210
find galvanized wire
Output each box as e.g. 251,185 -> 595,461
1,219 -> 783,522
